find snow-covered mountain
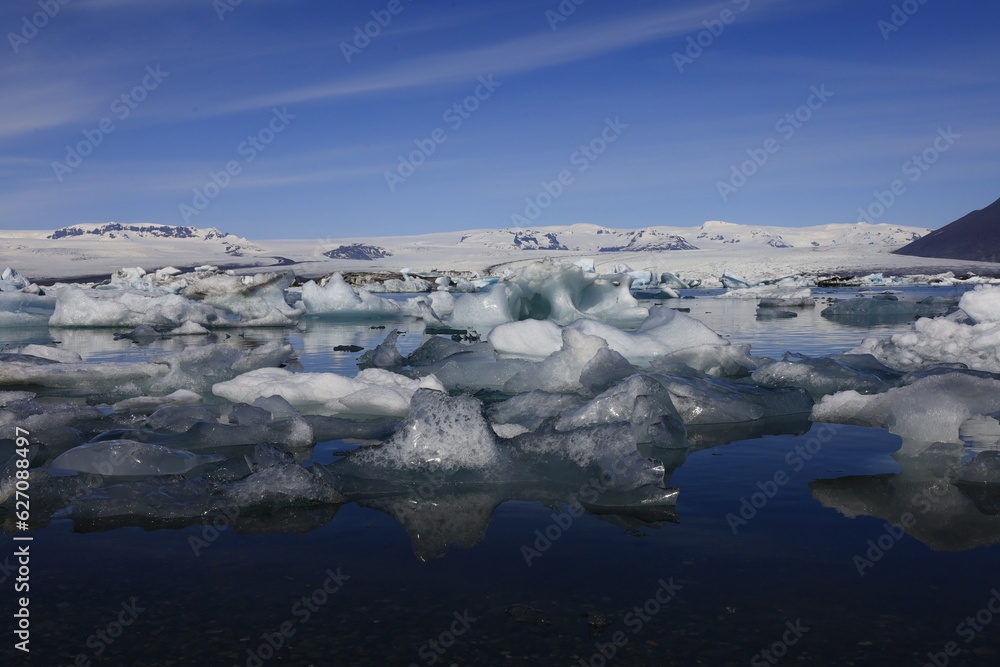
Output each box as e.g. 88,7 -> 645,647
47,222 -> 263,255
451,221 -> 926,253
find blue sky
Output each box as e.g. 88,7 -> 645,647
1,0 -> 997,239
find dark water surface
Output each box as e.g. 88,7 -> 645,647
4,286 -> 999,666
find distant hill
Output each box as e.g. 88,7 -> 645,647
46,222 -> 263,256
323,244 -> 393,260
894,197 -> 1000,263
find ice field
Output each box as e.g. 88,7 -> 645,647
3,260 -> 1000,665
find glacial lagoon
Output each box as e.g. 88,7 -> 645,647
3,285 -> 1000,667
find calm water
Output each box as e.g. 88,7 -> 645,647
4,285 -> 999,667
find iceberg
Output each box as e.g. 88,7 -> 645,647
811,373 -> 1000,443
213,366 -> 445,417
851,286 -> 1000,373
301,273 -> 404,318
50,440 -> 223,476
752,353 -> 903,398
447,259 -> 647,330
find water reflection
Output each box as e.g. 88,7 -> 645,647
810,443 -> 1000,551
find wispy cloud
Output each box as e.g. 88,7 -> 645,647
205,2 -> 787,116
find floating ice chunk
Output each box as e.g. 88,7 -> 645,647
447,281 -> 521,330
363,276 -> 434,293
575,258 -> 596,273
758,297 -> 815,308
150,343 -> 268,394
301,273 -> 403,318
721,271 -> 752,289
488,319 -> 562,359
0,356 -> 167,389
717,286 -> 812,300
349,389 -> 500,471
145,405 -> 220,433
229,403 -> 273,426
213,366 -> 444,418
420,353 -> 531,393
167,321 -> 211,335
651,374 -> 813,424
357,330 -> 405,369
226,462 -> 344,506
811,373 -> 1000,443
406,336 -> 470,366
652,343 -> 757,378
504,329 -> 632,394
0,267 -> 33,292
111,389 -> 203,414
402,291 -> 455,319
568,305 -> 729,363
252,395 -> 299,420
821,297 -> 917,320
488,391 -> 587,431
448,259 -> 647,329
956,451 -> 1000,484
852,312 -> 1000,373
0,390 -> 35,406
960,285 -> 1000,324
50,286 -> 237,328
50,440 -> 222,476
180,271 -> 302,325
555,375 -> 687,447
0,292 -> 56,327
659,272 -> 698,289
12,344 -> 82,364
752,353 -> 903,398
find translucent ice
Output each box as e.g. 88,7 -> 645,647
811,373 -> 1000,443
555,375 -> 687,447
357,330 -> 406,368
301,273 -> 403,318
50,440 -> 223,476
959,285 -> 1000,324
852,310 -> 1000,373
651,374 -> 814,424
179,271 -> 303,325
447,259 -> 647,330
752,353 -> 902,398
0,292 -> 56,327
213,367 -> 445,417
347,389 -> 501,471
503,329 -> 633,394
